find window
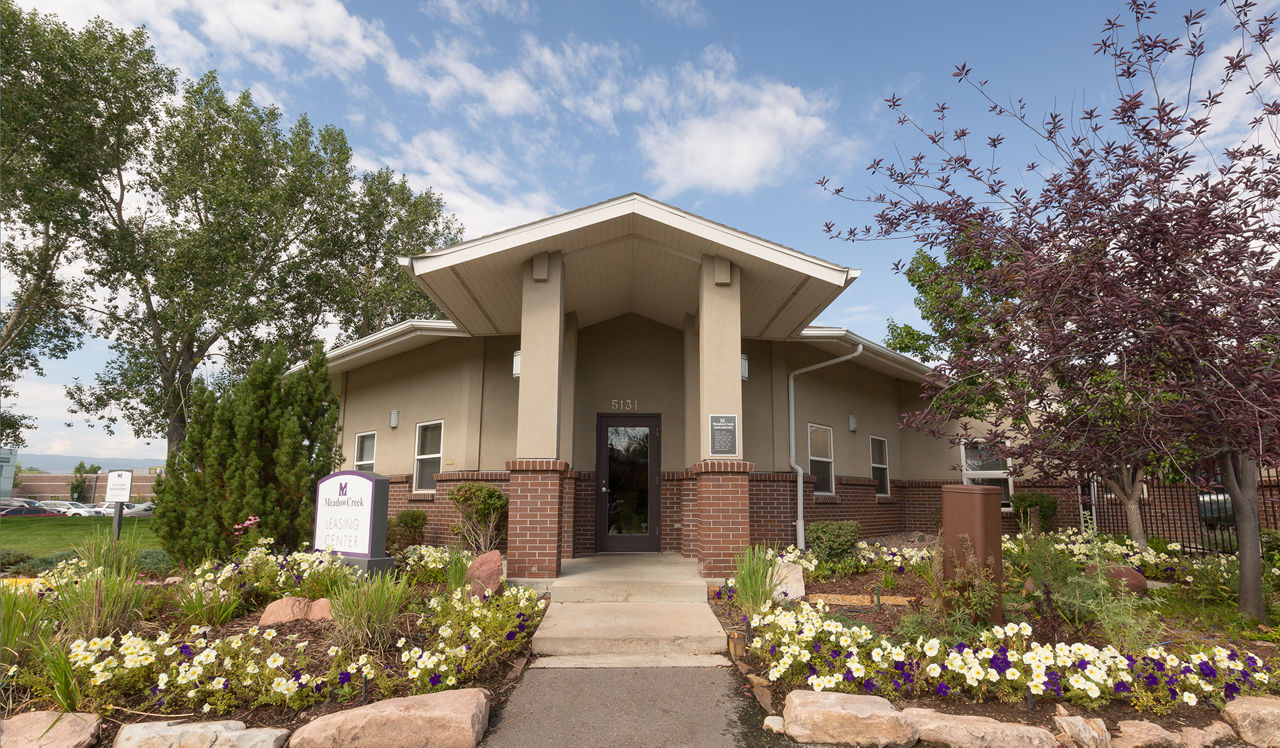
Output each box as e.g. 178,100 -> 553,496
961,440 -> 1013,506
870,436 -> 890,496
808,423 -> 834,494
414,421 -> 443,492
354,432 -> 376,473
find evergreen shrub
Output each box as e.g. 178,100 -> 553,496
806,520 -> 862,565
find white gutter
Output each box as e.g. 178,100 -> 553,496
788,345 -> 863,548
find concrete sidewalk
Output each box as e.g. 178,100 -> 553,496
482,667 -> 793,748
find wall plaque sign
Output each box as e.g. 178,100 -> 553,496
314,471 -> 394,572
708,414 -> 739,457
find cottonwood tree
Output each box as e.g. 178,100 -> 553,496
0,0 -> 173,447
822,0 -> 1280,620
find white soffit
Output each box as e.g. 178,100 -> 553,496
794,326 -> 933,383
290,319 -> 468,375
401,193 -> 860,338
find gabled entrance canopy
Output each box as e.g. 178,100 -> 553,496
400,193 -> 859,338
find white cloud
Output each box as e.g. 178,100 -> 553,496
423,0 -> 534,28
521,35 -> 628,131
642,0 -> 706,27
11,377 -> 165,459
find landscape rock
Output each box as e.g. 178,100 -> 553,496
783,691 -> 917,746
258,596 -> 331,627
1,710 -> 99,748
1111,720 -> 1180,748
113,719 -> 289,748
763,715 -> 786,734
163,576 -> 183,585
773,561 -> 805,603
1054,714 -> 1110,748
464,550 -> 503,596
903,707 -> 1058,747
289,688 -> 490,748
1084,563 -> 1147,595
1221,695 -> 1280,747
1176,721 -> 1236,747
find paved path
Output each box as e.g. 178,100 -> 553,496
482,666 -> 792,748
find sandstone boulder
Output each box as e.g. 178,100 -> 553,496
1221,695 -> 1280,747
1084,563 -> 1147,595
763,715 -> 786,734
1111,720 -> 1179,748
464,551 -> 503,596
113,719 -> 288,748
1054,714 -> 1110,748
289,689 -> 490,748
1,710 -> 99,748
903,707 -> 1058,747
1177,720 -> 1237,747
773,561 -> 805,603
783,691 -> 917,747
258,596 -> 332,627
306,598 -> 333,622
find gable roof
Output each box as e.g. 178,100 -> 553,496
400,193 -> 860,339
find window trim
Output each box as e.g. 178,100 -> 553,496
413,420 -> 444,494
869,435 -> 890,497
353,431 -> 376,473
960,440 -> 1014,508
807,422 -> 835,495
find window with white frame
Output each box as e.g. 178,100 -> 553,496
870,436 -> 890,496
808,423 -> 834,494
414,421 -> 443,492
354,432 -> 376,473
961,440 -> 1014,506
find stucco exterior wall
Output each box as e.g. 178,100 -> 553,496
572,314 -> 686,472
479,335 -> 520,470
896,383 -> 963,481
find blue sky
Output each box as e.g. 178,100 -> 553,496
10,0 -> 1190,458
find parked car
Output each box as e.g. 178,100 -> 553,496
41,500 -> 104,517
0,506 -> 60,517
123,502 -> 154,517
9,498 -> 47,509
0,498 -> 26,509
1198,489 -> 1234,528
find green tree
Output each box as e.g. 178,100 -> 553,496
153,344 -> 340,565
0,0 -> 174,447
68,71 -> 354,456
67,460 -> 102,504
318,168 -> 463,343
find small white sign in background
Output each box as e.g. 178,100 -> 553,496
104,471 -> 133,503
314,472 -> 374,557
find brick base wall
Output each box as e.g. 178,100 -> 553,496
692,460 -> 753,577
505,460 -> 569,578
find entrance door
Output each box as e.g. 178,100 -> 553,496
595,414 -> 661,552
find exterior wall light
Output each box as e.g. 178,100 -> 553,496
741,354 -> 749,381
512,350 -> 521,378
848,414 -> 858,432
389,410 -> 400,429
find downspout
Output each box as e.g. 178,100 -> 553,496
788,345 -> 863,549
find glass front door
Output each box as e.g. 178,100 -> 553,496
595,414 -> 660,552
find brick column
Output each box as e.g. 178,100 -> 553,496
558,470 -> 577,561
693,460 -> 753,577
506,459 -> 568,578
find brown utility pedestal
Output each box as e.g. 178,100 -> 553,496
940,483 -> 1004,625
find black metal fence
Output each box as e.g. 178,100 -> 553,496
1087,468 -> 1280,553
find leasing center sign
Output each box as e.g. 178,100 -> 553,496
314,471 -> 381,557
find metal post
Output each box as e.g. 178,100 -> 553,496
112,502 -> 123,541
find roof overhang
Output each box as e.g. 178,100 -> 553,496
401,193 -> 859,339
794,327 -> 933,383
289,320 -> 468,376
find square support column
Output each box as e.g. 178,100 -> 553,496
698,255 -> 743,460
692,459 -> 754,578
506,459 -> 569,578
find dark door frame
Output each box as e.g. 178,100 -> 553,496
594,413 -> 661,552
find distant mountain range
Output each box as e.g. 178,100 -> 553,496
16,453 -> 166,474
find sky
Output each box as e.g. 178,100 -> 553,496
7,0 -> 1240,458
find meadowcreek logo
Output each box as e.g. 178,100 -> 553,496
321,483 -> 366,509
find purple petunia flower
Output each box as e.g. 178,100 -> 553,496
179,645 -> 193,658
1198,662 -> 1217,679
338,672 -> 351,685
1225,682 -> 1240,700
430,673 -> 442,686
1144,674 -> 1159,688
1114,682 -> 1131,694
937,683 -> 950,696
862,679 -> 876,692
505,631 -> 516,641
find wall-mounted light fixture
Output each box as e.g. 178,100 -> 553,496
389,410 -> 400,429
512,350 -> 521,378
741,354 -> 749,381
848,414 -> 858,432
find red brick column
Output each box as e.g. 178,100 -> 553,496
559,470 -> 578,561
692,460 -> 754,578
506,459 -> 569,578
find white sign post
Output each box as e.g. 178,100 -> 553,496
314,471 -> 393,572
105,470 -> 133,540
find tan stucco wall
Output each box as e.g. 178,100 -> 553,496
572,314 -> 686,472
339,337 -> 484,481
896,382 -> 963,480
479,335 -> 520,471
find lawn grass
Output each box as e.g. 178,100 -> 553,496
0,516 -> 160,556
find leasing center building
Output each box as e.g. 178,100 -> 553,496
324,194 -> 999,579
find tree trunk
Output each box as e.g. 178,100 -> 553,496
165,366 -> 195,457
1222,452 -> 1265,623
1103,467 -> 1147,550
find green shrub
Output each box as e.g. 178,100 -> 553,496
135,549 -> 176,578
897,538 -> 1000,643
11,551 -> 77,577
331,572 -> 412,652
448,482 -> 508,553
810,556 -> 867,581
1262,529 -> 1280,567
175,580 -> 244,626
446,548 -> 471,592
0,549 -> 31,571
806,520 -> 861,565
731,545 -> 780,617
1011,491 -> 1058,531
1,586 -> 48,672
1146,535 -> 1173,555
45,534 -> 160,641
386,510 -> 429,556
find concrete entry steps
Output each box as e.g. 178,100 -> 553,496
530,553 -> 729,667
